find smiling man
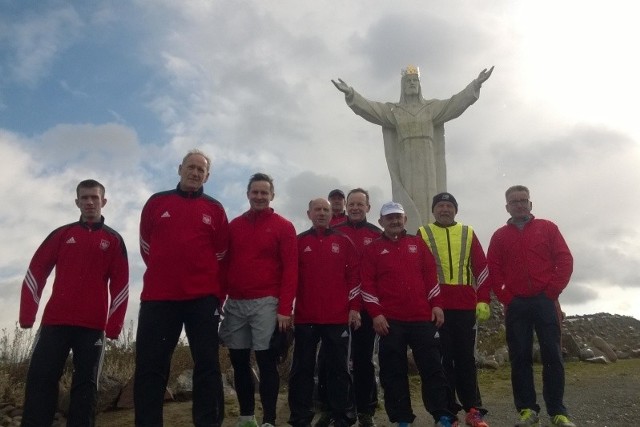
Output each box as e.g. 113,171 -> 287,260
219,172 -> 298,427
20,179 -> 129,427
135,149 -> 229,427
361,201 -> 459,427
321,188 -> 382,427
418,192 -> 492,427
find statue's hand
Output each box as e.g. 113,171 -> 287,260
331,78 -> 350,94
477,66 -> 494,84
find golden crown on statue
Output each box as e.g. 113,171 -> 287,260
401,65 -> 420,77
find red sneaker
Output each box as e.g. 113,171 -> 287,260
465,407 -> 489,427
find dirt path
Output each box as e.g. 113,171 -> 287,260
97,358 -> 640,426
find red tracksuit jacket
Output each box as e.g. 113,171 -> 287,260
295,227 -> 360,324
333,219 -> 382,254
361,231 -> 442,322
139,185 -> 229,301
20,217 -> 129,339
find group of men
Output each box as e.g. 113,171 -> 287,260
18,148 -> 576,427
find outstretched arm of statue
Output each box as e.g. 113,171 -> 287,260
331,78 -> 353,95
477,66 -> 494,85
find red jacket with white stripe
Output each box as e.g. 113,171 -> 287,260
19,217 -> 129,339
139,185 -> 229,301
225,208 -> 298,316
295,227 -> 360,324
361,231 -> 442,322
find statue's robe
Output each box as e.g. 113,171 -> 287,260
345,81 -> 480,233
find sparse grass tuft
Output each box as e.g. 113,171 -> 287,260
0,324 -> 34,403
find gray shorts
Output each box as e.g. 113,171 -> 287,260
219,296 -> 278,351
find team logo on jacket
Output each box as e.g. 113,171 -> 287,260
202,214 -> 212,225
303,246 -> 312,252
66,237 -> 76,244
332,243 -> 340,253
100,239 -> 110,251
363,237 -> 373,245
408,244 -> 417,253
161,211 -> 171,218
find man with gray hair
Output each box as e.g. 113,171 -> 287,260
135,149 -> 229,427
487,185 -> 574,427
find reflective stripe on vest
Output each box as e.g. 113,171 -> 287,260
418,223 -> 474,286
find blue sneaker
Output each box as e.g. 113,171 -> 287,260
435,415 -> 459,427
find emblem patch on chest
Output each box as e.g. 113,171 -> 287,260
100,239 -> 110,251
202,214 -> 212,225
332,243 -> 340,253
408,244 -> 417,253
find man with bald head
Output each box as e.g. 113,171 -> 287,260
288,198 -> 361,427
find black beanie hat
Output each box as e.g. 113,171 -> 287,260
432,192 -> 458,212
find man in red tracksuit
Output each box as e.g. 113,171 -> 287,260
322,188 -> 382,427
288,198 -> 361,427
361,201 -> 458,427
20,179 -> 129,427
219,172 -> 298,427
418,192 -> 492,427
135,149 -> 229,427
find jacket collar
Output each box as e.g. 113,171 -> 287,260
79,215 -> 105,231
244,208 -> 274,221
175,183 -> 204,198
381,229 -> 407,241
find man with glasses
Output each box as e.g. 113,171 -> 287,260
487,185 -> 575,427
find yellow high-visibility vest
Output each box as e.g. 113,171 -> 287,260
418,223 -> 474,286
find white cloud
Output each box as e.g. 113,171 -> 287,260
1,0 -> 640,332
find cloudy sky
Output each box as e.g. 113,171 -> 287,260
1,1 -> 639,333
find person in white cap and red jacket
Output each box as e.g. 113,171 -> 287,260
418,192 -> 492,427
361,201 -> 459,427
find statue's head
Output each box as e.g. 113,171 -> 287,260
400,65 -> 423,102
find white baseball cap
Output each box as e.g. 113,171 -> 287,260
380,201 -> 405,216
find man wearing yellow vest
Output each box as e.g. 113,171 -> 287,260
418,192 -> 492,427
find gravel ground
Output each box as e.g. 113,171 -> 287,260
96,358 -> 640,426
